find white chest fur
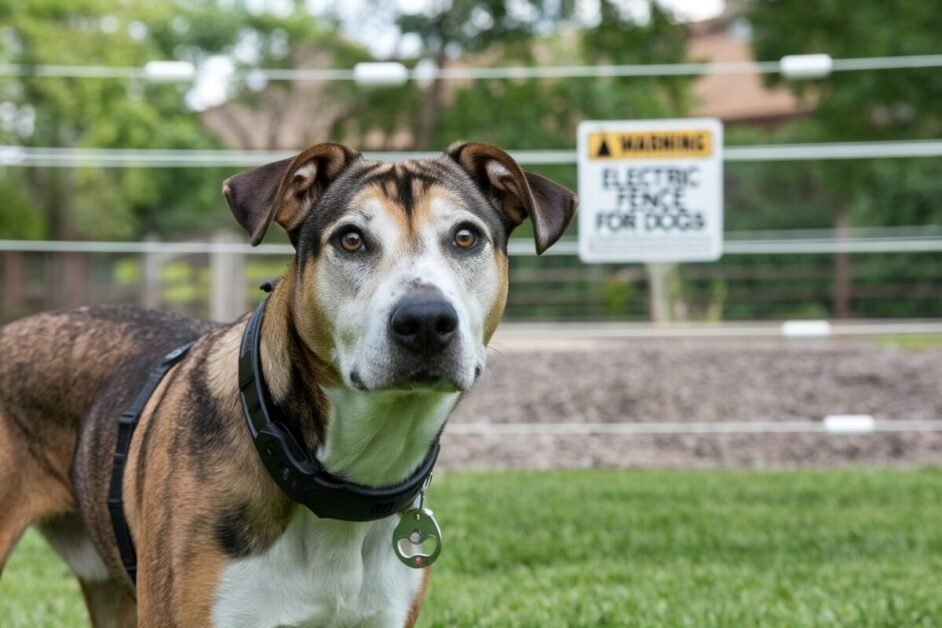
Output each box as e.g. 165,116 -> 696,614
211,508 -> 423,627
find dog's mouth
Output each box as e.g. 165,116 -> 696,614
349,365 -> 480,393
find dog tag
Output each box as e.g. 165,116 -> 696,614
393,508 -> 442,568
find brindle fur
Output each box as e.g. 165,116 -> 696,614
0,142 -> 576,627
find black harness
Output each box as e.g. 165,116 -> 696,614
110,296 -> 440,583
107,341 -> 194,584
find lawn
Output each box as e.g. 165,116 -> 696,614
874,333 -> 942,350
2,468 -> 941,626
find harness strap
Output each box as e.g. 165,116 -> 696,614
108,341 -> 194,584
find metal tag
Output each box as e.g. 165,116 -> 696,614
392,507 -> 442,568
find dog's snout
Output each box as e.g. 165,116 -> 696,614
390,298 -> 458,357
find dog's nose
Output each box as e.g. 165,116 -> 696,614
390,298 -> 459,357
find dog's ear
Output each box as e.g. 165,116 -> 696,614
222,143 -> 360,245
446,141 -> 577,254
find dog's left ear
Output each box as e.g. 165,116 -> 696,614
446,141 -> 578,254
223,142 -> 360,246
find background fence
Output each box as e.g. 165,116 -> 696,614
2,225 -> 941,324
4,139 -> 942,323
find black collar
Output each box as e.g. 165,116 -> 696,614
238,296 -> 440,522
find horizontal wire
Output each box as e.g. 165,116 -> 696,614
2,54 -> 942,82
2,233 -> 942,256
513,237 -> 942,256
446,419 -> 942,436
5,139 -> 942,168
494,320 -> 942,339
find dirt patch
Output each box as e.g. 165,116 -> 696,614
440,337 -> 942,469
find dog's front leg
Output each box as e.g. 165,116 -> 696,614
136,538 -> 229,627
131,465 -> 231,627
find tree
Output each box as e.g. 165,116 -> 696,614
0,1 -> 380,310
748,0 -> 942,317
394,0 -> 574,149
199,12 -> 412,151
0,1 -> 394,239
397,1 -> 692,151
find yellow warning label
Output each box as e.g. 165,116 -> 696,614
588,130 -> 713,160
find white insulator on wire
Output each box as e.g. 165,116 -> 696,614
823,415 -> 876,434
779,53 -> 833,79
353,62 -> 409,87
142,60 -> 196,82
781,320 -> 832,338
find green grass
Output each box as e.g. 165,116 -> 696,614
3,468 -> 942,626
0,529 -> 86,626
873,334 -> 942,350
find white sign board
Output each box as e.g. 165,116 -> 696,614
577,118 -> 724,263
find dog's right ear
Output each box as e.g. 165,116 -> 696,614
446,141 -> 577,254
222,142 -> 360,246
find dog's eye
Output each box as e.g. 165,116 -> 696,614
453,225 -> 479,250
337,228 -> 365,253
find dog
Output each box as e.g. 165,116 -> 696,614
0,141 -> 576,627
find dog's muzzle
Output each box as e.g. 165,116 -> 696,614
377,290 -> 466,390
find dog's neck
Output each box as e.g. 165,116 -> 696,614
257,271 -> 456,488
257,273 -> 329,453
316,387 -> 456,487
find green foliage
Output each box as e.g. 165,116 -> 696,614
0,0 -> 358,240
423,1 -> 693,149
0,171 -> 44,238
0,1 -> 222,238
746,0 -> 942,203
4,468 -> 942,626
603,270 -> 636,315
718,3 -> 942,319
750,1 -> 942,141
396,0 -> 578,56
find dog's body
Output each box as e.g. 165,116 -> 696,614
0,142 -> 575,627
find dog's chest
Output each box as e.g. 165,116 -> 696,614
211,509 -> 422,627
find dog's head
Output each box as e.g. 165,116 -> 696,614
223,142 -> 576,393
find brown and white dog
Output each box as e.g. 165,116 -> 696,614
0,141 -> 576,627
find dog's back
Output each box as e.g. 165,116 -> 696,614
0,305 -> 215,576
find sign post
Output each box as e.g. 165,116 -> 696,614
577,118 -> 724,320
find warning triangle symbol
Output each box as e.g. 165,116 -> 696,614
596,139 -> 611,158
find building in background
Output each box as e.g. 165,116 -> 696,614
688,10 -> 811,126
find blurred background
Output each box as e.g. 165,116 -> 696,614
4,2 -> 942,625
2,0 -> 941,475
2,0 -> 942,324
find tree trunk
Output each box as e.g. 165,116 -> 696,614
414,52 -> 447,150
30,143 -> 89,309
833,209 -> 852,319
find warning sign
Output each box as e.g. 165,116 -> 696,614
588,130 -> 713,160
577,118 -> 724,263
